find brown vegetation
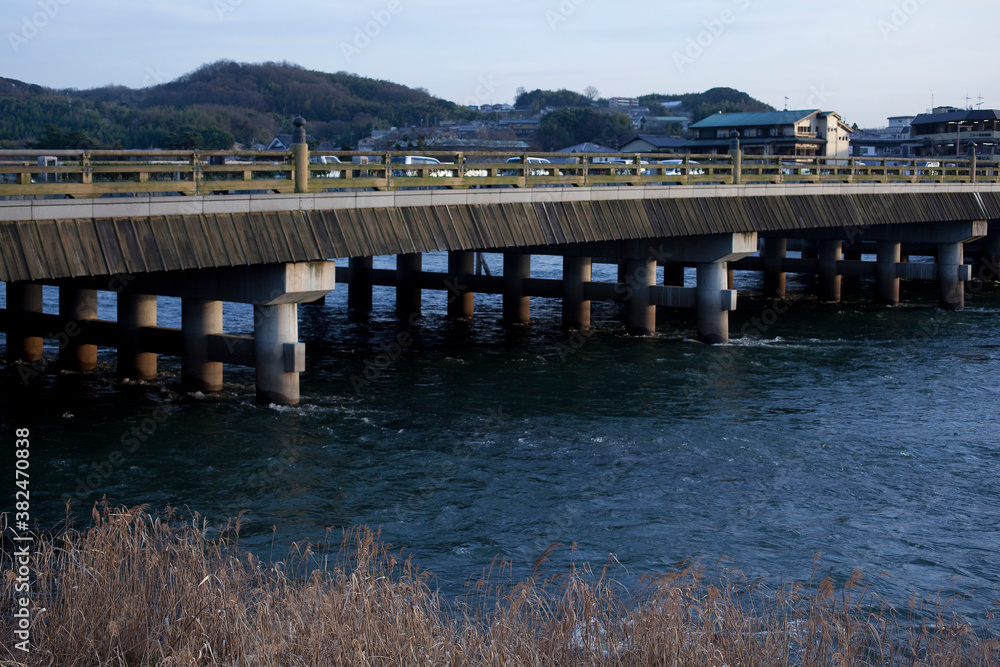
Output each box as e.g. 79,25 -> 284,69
1,504 -> 997,666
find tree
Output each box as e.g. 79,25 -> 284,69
584,86 -> 600,102
536,108 -> 634,151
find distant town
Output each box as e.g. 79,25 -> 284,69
324,99 -> 999,163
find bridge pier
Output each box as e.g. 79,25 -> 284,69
503,252 -> 531,325
447,251 -> 475,319
818,240 -> 842,302
59,287 -> 98,371
182,299 -> 223,393
662,259 -> 685,287
7,283 -> 44,363
396,253 -> 422,319
697,262 -> 729,344
876,241 -> 902,306
118,293 -> 157,380
671,232 -> 757,345
762,237 -> 787,298
624,255 -> 656,335
562,255 -> 591,330
348,257 -> 374,314
938,242 -> 965,311
980,221 -> 1000,281
254,303 -> 303,405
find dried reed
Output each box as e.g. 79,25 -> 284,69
1,503 -> 996,666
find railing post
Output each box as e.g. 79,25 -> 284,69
969,142 -> 977,184
81,151 -> 92,185
729,131 -> 741,185
292,116 -> 309,193
190,151 -> 201,195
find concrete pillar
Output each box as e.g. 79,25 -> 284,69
562,256 -> 591,330
59,287 -> 97,371
182,298 -> 223,392
662,260 -> 685,287
117,293 -> 157,380
7,283 -> 43,362
447,251 -> 475,319
625,257 -> 656,335
502,252 -> 530,325
876,241 -> 901,306
697,262 -> 729,345
818,240 -> 842,302
617,260 -> 628,284
981,221 -> 1000,281
842,245 -> 862,293
762,238 -> 787,298
938,242 -> 964,311
254,303 -> 301,405
396,253 -> 422,319
348,257 -> 374,313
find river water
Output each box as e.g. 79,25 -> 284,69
2,252 -> 999,619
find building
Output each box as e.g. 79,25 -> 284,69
618,135 -> 688,154
686,110 -> 853,158
851,116 -> 917,159
609,97 -> 639,108
556,142 -> 618,154
908,107 -> 1000,159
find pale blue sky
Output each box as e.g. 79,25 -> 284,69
2,0 -> 994,127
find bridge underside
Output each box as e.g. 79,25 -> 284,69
2,188 -> 998,404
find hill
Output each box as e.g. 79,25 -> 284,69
640,87 -> 774,123
0,61 -> 480,150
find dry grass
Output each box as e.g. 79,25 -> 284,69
1,503 -> 997,666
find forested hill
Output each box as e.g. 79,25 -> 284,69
0,61 -> 479,150
640,87 -> 774,122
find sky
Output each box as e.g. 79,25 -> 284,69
1,0 -> 995,128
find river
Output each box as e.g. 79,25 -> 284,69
2,252 -> 999,620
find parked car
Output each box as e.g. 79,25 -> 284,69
502,156 -> 554,176
658,159 -> 704,176
309,155 -> 342,178
390,155 -> 455,177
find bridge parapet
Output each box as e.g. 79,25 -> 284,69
2,148 -> 998,198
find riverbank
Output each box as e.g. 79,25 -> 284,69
2,504 -> 997,666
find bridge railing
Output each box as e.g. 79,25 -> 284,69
1,150 -> 997,198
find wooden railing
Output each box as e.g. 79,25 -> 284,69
1,150 -> 998,198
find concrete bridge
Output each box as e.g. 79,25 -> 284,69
2,124 -> 999,404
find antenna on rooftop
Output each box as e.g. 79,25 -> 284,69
965,93 -> 972,110
977,92 -> 984,110
784,96 -> 788,111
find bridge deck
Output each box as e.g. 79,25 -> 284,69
2,184 -> 999,282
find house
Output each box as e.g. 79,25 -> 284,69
557,142 -> 618,154
618,135 -> 688,154
425,138 -> 529,152
266,133 -> 316,151
686,110 -> 853,158
497,119 -> 541,139
908,107 -> 1000,159
850,116 -> 917,158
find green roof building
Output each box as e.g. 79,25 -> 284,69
687,110 -> 852,158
